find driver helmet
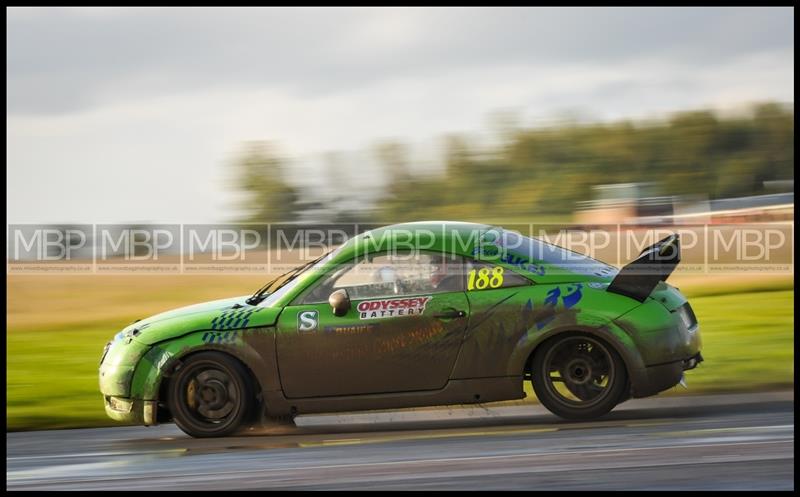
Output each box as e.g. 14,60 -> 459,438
429,254 -> 449,287
375,265 -> 397,283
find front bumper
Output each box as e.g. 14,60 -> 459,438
104,396 -> 158,426
99,337 -> 151,397
100,333 -> 156,425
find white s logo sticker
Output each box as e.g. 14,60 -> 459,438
298,310 -> 318,332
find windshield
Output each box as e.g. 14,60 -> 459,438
256,246 -> 343,307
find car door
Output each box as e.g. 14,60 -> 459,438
276,251 -> 470,398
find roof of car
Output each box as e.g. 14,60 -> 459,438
329,220 -> 617,283
275,220 -> 618,309
337,221 -> 495,259
368,221 -> 493,238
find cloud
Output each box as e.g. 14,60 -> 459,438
6,7 -> 794,223
7,7 -> 794,115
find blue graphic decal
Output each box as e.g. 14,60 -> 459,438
529,284 -> 585,330
561,284 -> 583,309
202,330 -> 239,344
544,287 -> 561,306
472,247 -> 546,276
522,298 -> 535,330
210,307 -> 263,330
323,324 -> 378,335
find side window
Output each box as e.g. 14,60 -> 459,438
465,260 -> 531,291
300,252 -> 466,304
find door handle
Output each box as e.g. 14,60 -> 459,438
433,309 -> 467,320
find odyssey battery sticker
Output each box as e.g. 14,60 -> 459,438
357,296 -> 431,319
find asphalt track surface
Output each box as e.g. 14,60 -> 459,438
7,391 -> 793,490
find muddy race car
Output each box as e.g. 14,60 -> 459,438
99,221 -> 702,437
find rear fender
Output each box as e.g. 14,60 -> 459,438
509,318 -> 648,394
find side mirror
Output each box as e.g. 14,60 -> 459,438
328,288 -> 351,317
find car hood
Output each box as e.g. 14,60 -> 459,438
120,295 -> 282,346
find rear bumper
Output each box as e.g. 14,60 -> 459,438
103,396 -> 158,426
632,352 -> 704,398
614,289 -> 702,398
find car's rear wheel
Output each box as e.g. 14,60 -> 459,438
167,352 -> 254,438
531,333 -> 627,420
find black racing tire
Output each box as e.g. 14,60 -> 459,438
531,333 -> 628,420
167,352 -> 254,438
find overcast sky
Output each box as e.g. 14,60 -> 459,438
7,7 -> 794,224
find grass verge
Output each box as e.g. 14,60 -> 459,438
7,275 -> 793,431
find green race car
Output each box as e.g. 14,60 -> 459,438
99,221 -> 702,437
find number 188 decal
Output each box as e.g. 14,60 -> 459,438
467,266 -> 504,290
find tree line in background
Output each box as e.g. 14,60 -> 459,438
232,102 -> 794,224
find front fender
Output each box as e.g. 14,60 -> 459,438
129,326 -> 279,402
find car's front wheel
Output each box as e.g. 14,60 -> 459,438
531,333 -> 628,420
167,352 -> 254,438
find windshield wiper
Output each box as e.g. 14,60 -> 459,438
244,273 -> 285,306
245,253 -> 328,306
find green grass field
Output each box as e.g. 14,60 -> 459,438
6,274 -> 794,431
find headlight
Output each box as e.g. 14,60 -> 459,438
677,303 -> 698,330
100,341 -> 111,365
101,329 -> 125,366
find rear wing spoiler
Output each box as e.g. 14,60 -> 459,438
607,234 -> 680,302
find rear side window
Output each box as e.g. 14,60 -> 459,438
465,260 -> 531,291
